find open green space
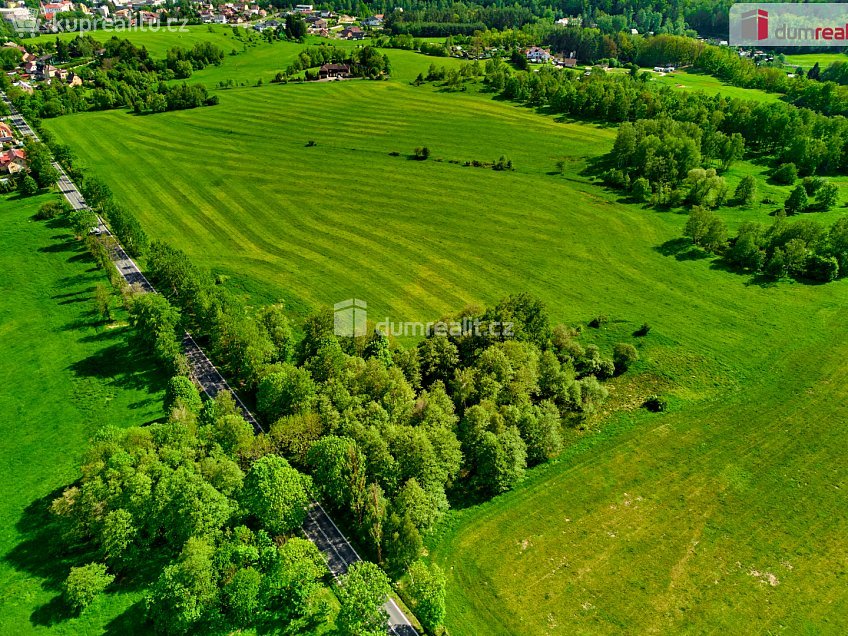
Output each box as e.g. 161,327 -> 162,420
0,193 -> 166,634
783,52 -> 848,70
649,67 -> 782,102
40,62 -> 848,634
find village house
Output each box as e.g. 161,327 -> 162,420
340,25 -> 363,40
0,122 -> 16,143
40,1 -> 74,20
361,15 -> 382,27
12,80 -> 33,94
524,46 -> 551,63
318,63 -> 350,80
0,148 -> 26,174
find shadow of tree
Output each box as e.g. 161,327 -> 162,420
68,335 -> 167,395
654,238 -> 711,261
104,600 -> 149,636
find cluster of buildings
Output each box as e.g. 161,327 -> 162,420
3,43 -> 82,92
252,6 -> 381,39
0,121 -> 25,174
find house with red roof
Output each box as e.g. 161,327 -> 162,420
0,149 -> 27,174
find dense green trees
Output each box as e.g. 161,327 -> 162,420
241,455 -> 310,534
696,210 -> 848,282
50,388 -> 337,634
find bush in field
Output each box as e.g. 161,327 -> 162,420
684,206 -> 727,252
35,199 -> 71,220
612,343 -> 639,373
816,181 -> 838,210
64,563 -> 114,613
734,175 -> 757,207
643,395 -> 668,412
773,162 -> 798,184
785,185 -> 808,215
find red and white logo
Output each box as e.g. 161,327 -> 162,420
740,8 -> 769,40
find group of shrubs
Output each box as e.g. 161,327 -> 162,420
684,206 -> 848,282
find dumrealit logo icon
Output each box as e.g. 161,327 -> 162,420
731,4 -> 848,46
333,298 -> 367,337
739,8 -> 768,41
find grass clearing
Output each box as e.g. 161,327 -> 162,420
648,68 -> 782,102
783,52 -> 848,70
0,193 -> 165,634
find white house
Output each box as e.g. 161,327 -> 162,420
525,46 -> 551,63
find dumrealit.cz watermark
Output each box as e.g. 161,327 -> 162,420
730,3 -> 848,46
332,298 -> 514,338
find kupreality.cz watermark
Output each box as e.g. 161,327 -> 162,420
11,17 -> 189,36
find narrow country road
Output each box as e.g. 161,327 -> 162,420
3,93 -> 419,635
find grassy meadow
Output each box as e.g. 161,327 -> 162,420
783,52 -> 848,70
0,193 -> 166,633
26,32 -> 848,634
648,68 -> 781,102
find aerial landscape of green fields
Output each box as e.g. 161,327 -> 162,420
2,2 -> 848,635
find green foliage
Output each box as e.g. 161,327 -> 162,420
241,455 -> 310,535
256,364 -> 317,422
17,174 -> 37,197
64,563 -> 114,613
68,208 -> 98,239
686,168 -> 728,209
337,561 -> 391,636
785,185 -> 809,215
817,181 -> 839,210
734,175 -> 758,207
683,206 -> 727,252
35,199 -> 71,220
147,537 -> 218,634
612,343 -> 639,374
773,163 -> 798,185
163,375 -> 202,414
406,561 -> 447,631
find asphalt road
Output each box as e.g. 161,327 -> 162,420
4,92 -> 418,634
303,502 -> 419,636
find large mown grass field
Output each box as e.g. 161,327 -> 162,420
36,39 -> 848,634
0,193 -> 165,633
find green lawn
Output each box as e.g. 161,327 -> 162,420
648,68 -> 782,102
783,52 -> 848,70
41,73 -> 848,634
0,193 -> 165,634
